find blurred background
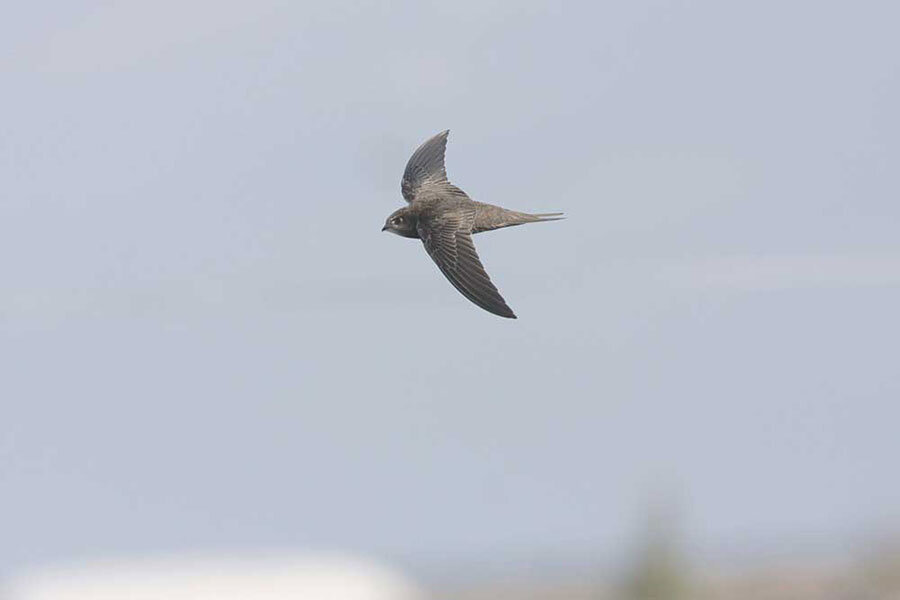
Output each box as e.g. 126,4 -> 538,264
2,1 -> 899,598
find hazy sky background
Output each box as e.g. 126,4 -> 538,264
2,0 -> 899,584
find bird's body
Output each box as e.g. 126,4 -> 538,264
391,194 -> 557,237
382,130 -> 563,318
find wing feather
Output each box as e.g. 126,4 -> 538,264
418,208 -> 516,319
401,130 -> 450,203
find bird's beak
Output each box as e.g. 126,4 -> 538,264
381,225 -> 388,232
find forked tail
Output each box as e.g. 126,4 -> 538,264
472,203 -> 565,233
528,212 -> 565,222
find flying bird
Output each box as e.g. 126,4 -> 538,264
382,130 -> 563,319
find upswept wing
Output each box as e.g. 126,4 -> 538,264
401,130 -> 450,203
417,207 -> 516,319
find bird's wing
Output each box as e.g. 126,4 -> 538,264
401,130 -> 450,203
417,207 -> 517,319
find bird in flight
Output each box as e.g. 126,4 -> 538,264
382,130 -> 563,319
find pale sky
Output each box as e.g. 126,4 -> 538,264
2,0 -> 899,584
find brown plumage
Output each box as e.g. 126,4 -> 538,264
382,130 -> 563,319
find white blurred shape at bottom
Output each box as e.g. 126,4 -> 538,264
4,554 -> 423,600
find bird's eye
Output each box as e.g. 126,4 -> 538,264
394,217 -> 403,224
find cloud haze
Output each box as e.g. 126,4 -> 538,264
2,0 -> 899,585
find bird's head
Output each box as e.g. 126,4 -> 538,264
382,207 -> 419,238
